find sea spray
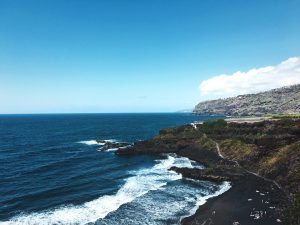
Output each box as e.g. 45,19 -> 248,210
1,156 -> 184,225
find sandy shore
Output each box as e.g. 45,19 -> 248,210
182,173 -> 286,225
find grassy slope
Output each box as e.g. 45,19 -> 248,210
122,118 -> 300,223
197,119 -> 300,224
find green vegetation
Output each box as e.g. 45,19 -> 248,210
271,113 -> 300,119
150,116 -> 300,225
195,136 -> 216,151
156,118 -> 299,223
285,192 -> 300,225
158,125 -> 202,139
277,118 -> 295,128
262,142 -> 297,168
219,139 -> 256,161
200,119 -> 227,134
259,141 -> 300,195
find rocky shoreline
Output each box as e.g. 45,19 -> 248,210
115,118 -> 300,225
95,140 -> 131,151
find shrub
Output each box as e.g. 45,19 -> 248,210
201,119 -> 227,134
196,137 -> 216,151
285,192 -> 300,225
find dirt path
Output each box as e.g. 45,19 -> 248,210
190,123 -> 283,191
215,142 -> 282,190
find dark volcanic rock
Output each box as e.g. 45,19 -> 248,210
96,140 -> 131,151
115,139 -> 177,155
170,167 -> 235,183
115,118 -> 300,224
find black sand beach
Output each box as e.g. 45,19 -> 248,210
182,173 -> 285,225
116,118 -> 300,225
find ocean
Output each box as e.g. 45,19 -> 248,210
0,113 -> 230,225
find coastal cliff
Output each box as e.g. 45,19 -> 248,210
193,84 -> 300,116
116,118 -> 300,225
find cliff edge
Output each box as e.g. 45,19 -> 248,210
116,119 -> 300,224
193,84 -> 300,116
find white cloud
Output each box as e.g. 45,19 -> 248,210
200,57 -> 300,99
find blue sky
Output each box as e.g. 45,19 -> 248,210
0,0 -> 300,113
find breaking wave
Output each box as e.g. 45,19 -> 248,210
78,140 -> 103,146
1,156 -> 187,225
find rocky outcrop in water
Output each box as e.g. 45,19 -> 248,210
193,84 -> 300,116
96,140 -> 131,151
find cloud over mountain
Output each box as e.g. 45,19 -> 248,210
200,57 -> 300,98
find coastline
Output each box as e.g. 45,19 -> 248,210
181,173 -> 285,225
115,118 -> 300,225
180,180 -> 231,224
171,154 -> 286,225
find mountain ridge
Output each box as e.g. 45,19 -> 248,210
193,84 -> 300,116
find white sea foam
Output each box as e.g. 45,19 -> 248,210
171,156 -> 203,169
97,146 -> 131,152
184,181 -> 231,221
1,155 -> 182,225
78,140 -> 104,146
1,155 -> 230,225
78,139 -> 121,146
171,155 -> 231,220
195,181 -> 231,206
103,139 -> 118,143
104,148 -> 118,152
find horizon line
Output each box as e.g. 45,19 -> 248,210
0,112 -> 194,115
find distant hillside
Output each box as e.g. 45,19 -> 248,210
193,84 -> 300,116
176,109 -> 193,113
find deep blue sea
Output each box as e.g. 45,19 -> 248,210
0,113 -> 230,225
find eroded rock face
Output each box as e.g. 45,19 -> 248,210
193,84 -> 300,116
